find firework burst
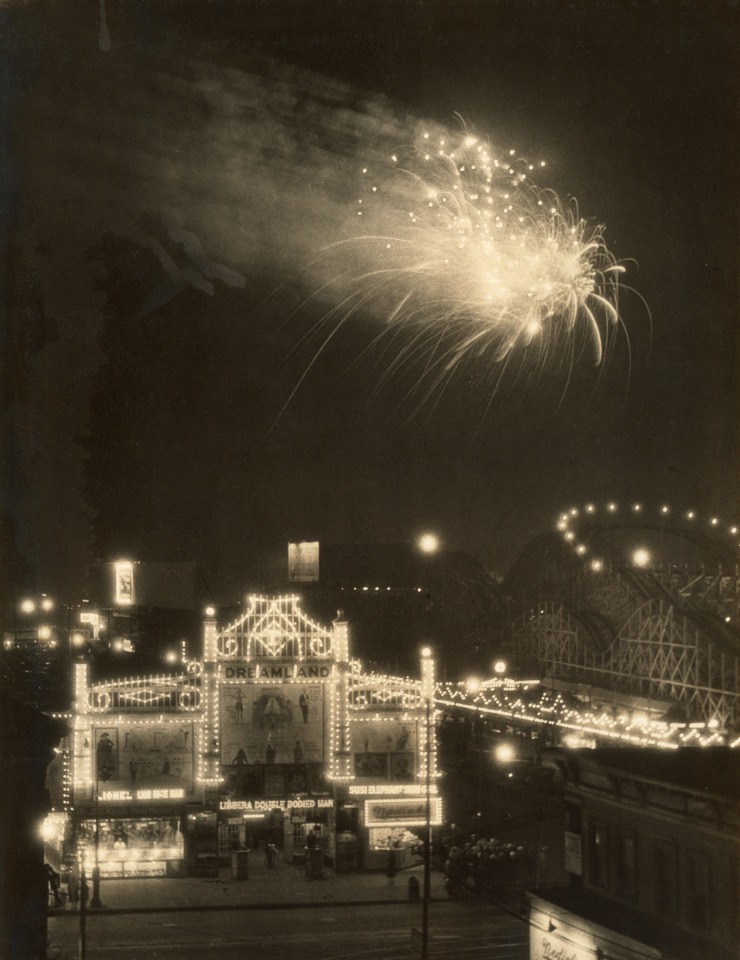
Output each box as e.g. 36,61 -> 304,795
289,125 -> 627,418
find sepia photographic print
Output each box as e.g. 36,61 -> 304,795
1,2 -> 738,959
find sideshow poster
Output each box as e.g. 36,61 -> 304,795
94,723 -> 195,794
350,719 -> 418,782
220,682 -> 325,766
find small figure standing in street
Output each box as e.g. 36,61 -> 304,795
265,843 -> 278,868
67,862 -> 80,909
46,864 -> 63,907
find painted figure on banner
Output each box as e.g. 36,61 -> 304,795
233,689 -> 244,724
96,730 -> 117,778
220,684 -> 325,766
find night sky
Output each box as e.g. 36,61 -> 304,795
1,0 -> 738,602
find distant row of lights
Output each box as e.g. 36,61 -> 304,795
340,586 -> 426,593
555,501 -> 740,570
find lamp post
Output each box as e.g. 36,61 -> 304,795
420,645 -> 435,960
90,761 -> 111,908
90,776 -> 102,909
422,693 -> 432,960
78,852 -> 87,960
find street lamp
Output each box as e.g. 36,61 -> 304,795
420,646 -> 434,960
90,761 -> 112,908
90,788 -> 102,908
78,846 -> 88,960
494,742 -> 516,765
631,547 -> 651,568
418,533 -> 440,555
70,632 -> 87,654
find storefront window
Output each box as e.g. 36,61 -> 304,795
613,830 -> 636,901
654,841 -> 678,916
588,821 -> 608,890
78,818 -> 184,877
368,827 -> 421,851
685,849 -> 711,930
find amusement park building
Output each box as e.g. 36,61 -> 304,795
503,502 -> 740,735
530,746 -> 740,960
44,597 -> 441,880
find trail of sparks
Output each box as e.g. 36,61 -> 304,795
299,126 -> 626,414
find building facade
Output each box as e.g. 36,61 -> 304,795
48,596 -> 441,880
529,748 -> 739,960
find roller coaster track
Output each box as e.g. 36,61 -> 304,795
505,511 -> 740,732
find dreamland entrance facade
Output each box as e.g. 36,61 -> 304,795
45,596 -> 441,879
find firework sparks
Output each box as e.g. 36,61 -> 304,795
304,126 -> 625,406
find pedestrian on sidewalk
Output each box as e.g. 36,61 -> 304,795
46,865 -> 63,908
265,843 -> 278,868
67,863 -> 80,910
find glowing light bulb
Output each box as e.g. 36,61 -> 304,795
418,533 -> 440,554
494,743 -> 515,764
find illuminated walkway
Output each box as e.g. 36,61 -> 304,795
435,679 -> 730,749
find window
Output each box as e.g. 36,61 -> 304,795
588,821 -> 608,889
685,849 -> 710,931
614,830 -> 637,900
654,841 -> 678,916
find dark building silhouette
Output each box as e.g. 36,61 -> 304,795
286,540 -> 500,676
0,695 -> 64,960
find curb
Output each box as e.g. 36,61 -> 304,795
50,896 -> 438,916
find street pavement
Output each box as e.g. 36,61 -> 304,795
47,859 -> 532,959
50,856 -> 447,914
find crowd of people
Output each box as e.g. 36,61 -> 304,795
441,833 -> 532,897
